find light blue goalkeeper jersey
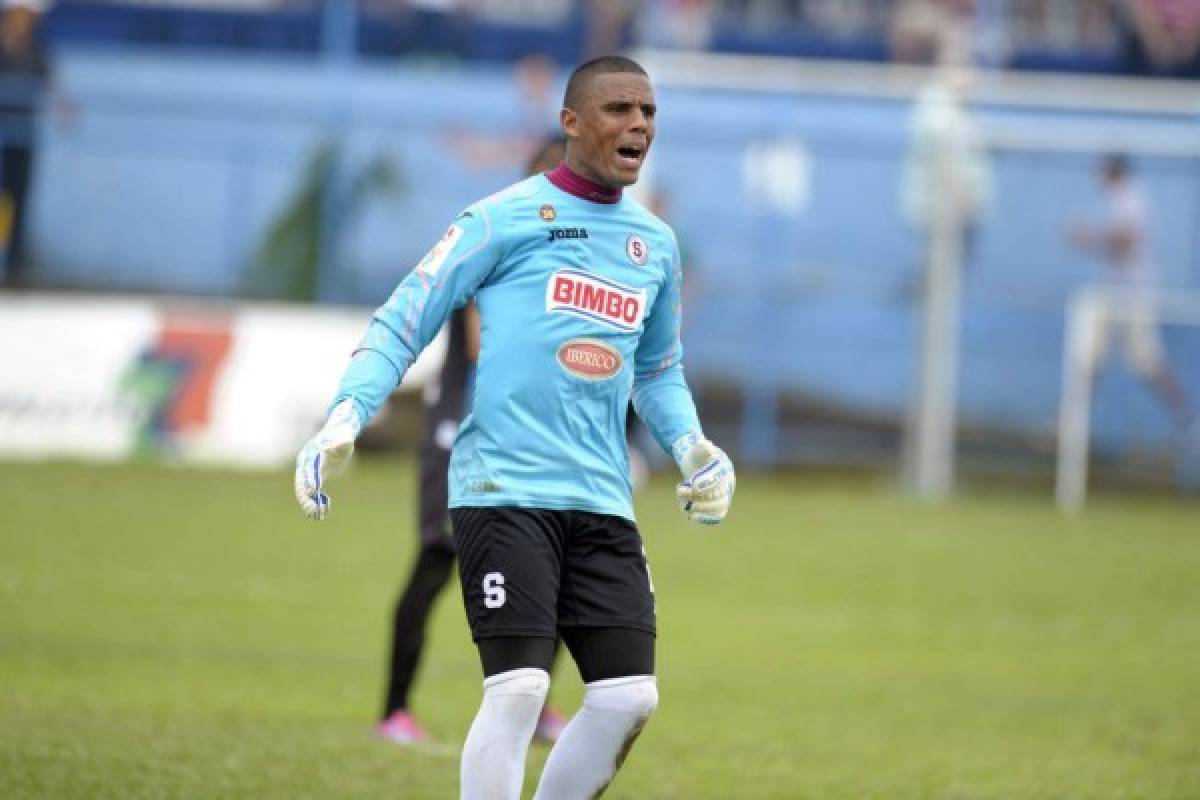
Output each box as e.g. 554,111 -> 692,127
333,171 -> 700,521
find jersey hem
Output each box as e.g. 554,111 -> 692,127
449,494 -> 636,523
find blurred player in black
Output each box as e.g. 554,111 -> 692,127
0,0 -> 48,284
377,136 -> 579,745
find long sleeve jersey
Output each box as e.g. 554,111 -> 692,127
333,168 -> 700,521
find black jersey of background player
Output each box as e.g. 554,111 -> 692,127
418,306 -> 473,549
428,307 -> 472,425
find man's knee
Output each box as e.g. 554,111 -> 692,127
484,667 -> 551,701
584,675 -> 658,718
461,668 -> 550,800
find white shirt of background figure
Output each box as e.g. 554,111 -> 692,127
1068,154 -> 1159,294
1101,177 -> 1157,290
1066,154 -> 1195,431
902,67 -> 991,232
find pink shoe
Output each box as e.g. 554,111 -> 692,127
533,706 -> 568,744
376,710 -> 431,745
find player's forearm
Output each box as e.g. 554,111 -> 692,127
331,345 -> 408,426
632,368 -> 701,455
330,267 -> 459,423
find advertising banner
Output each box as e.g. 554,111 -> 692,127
0,295 -> 444,467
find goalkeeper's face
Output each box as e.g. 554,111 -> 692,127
561,72 -> 656,189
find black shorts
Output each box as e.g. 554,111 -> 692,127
415,308 -> 471,554
451,506 -> 656,641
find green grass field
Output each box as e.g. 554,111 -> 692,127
2,458 -> 1199,799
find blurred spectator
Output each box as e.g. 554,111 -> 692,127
1077,0 -> 1121,51
0,0 -> 47,285
1009,0 -> 1119,54
584,0 -> 636,57
891,0 -> 947,63
805,0 -> 888,39
891,0 -> 976,65
902,64 -> 991,277
971,0 -> 1011,67
1117,0 -> 1200,76
1065,154 -> 1194,431
443,53 -> 560,171
634,0 -> 716,51
514,53 -> 560,132
900,3 -> 990,239
19,0 -> 1191,80
891,0 -> 1132,70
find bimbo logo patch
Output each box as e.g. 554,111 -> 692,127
557,338 -> 623,380
546,269 -> 646,332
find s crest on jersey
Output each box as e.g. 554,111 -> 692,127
546,269 -> 646,332
626,234 -> 649,266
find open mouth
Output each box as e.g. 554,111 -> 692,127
616,145 -> 644,167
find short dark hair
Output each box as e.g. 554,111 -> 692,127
525,134 -> 567,175
1102,153 -> 1130,179
563,56 -> 647,110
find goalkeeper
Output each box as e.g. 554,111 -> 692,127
295,55 -> 735,800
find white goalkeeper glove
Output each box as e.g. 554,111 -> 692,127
671,432 -> 735,525
294,399 -> 363,521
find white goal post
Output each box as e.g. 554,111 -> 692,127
1056,287 -> 1200,514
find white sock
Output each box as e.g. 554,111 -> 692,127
460,668 -> 550,800
532,675 -> 658,800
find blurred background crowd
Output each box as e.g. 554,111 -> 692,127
4,0 -> 1197,76
1,0 -> 1198,505
4,0 -> 1195,74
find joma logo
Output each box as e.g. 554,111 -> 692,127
547,227 -> 589,242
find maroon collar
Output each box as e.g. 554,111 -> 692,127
546,162 -> 622,205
